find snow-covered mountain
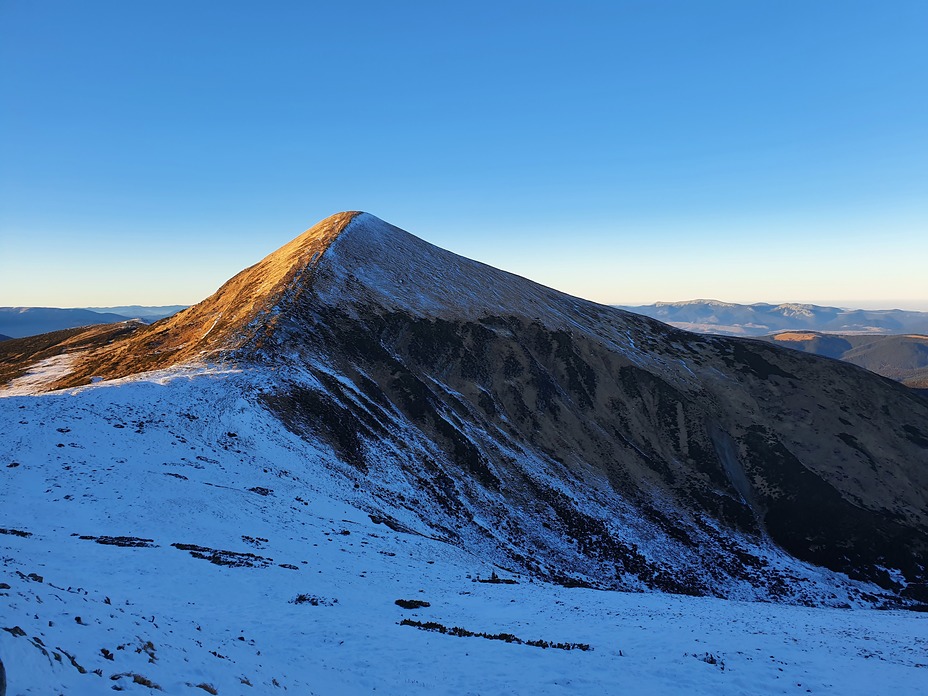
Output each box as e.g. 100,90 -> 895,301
617,300 -> 928,336
2,212 -> 927,693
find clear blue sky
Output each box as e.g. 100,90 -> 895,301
2,1 -> 926,309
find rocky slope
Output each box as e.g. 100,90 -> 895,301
3,212 -> 927,605
4,371 -> 925,693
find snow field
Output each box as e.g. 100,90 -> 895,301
1,368 -> 926,694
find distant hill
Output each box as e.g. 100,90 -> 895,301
0,333 -> 11,341
617,300 -> 928,336
83,305 -> 186,320
0,306 -> 185,339
0,307 -> 135,339
760,332 -> 928,389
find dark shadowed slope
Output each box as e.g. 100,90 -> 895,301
3,212 -> 927,605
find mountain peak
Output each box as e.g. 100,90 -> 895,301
312,213 -> 618,330
22,211 -> 360,388
10,211 -> 644,390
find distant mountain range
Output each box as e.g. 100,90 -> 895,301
0,305 -> 185,339
7,299 -> 927,342
83,304 -> 188,320
616,300 -> 928,337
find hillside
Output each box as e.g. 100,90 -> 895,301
3,369 -> 925,694
762,332 -> 928,388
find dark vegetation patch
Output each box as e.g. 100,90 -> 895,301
901,583 -> 928,603
79,535 -> 156,548
395,598 -> 431,609
368,514 -> 420,535
248,486 -> 273,496
688,651 -> 726,670
836,432 -> 878,471
741,426 -> 927,588
549,574 -> 597,589
111,672 -> 161,690
725,341 -> 796,381
307,308 -> 505,488
550,328 -> 598,408
291,594 -> 337,606
477,389 -> 497,416
902,424 -> 928,448
533,484 -> 708,596
0,528 -> 31,538
171,543 -> 272,568
613,365 -> 728,482
475,571 -> 518,585
401,316 -> 493,381
400,619 -> 591,651
58,647 -> 87,674
385,366 -> 500,489
263,386 -> 369,472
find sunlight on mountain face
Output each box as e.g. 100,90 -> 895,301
2,214 -> 927,694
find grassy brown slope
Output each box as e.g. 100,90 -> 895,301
26,212 -> 359,390
0,322 -> 145,386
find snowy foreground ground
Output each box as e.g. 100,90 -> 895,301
1,367 -> 926,695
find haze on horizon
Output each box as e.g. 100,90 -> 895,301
1,1 -> 926,312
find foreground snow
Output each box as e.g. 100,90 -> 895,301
1,368 -> 925,694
